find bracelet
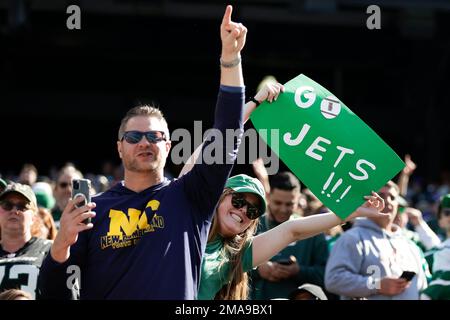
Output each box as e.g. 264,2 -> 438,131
220,56 -> 241,68
249,97 -> 261,106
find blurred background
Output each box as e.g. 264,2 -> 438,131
1,0 -> 449,185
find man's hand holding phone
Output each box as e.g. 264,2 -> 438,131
400,271 -> 416,282
274,256 -> 300,279
378,276 -> 411,296
50,180 -> 96,264
258,256 -> 299,282
277,259 -> 294,266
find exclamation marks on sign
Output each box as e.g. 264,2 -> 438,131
322,172 -> 335,197
338,185 -> 352,203
322,172 -> 352,202
322,172 -> 343,199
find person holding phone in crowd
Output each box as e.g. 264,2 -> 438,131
38,5 -> 248,299
325,181 -> 429,300
250,172 -> 329,300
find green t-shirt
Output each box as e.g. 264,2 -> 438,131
198,237 -> 253,300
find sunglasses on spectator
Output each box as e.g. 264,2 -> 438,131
120,131 -> 167,144
0,199 -> 32,212
58,182 -> 70,189
442,209 -> 450,217
231,192 -> 261,220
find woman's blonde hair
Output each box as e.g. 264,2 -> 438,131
209,188 -> 260,300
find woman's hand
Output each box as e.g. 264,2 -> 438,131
254,82 -> 285,104
363,191 -> 385,211
345,191 -> 388,222
243,81 -> 285,122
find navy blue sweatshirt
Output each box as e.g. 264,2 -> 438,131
38,87 -> 244,299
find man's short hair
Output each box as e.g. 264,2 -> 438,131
118,105 -> 170,141
269,172 -> 301,192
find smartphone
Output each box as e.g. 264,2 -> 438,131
277,259 -> 294,266
400,271 -> 416,282
72,178 -> 92,224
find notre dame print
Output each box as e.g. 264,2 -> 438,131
0,237 -> 52,299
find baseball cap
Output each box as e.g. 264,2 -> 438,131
441,194 -> 450,210
32,182 -> 56,210
0,182 -> 37,207
225,174 -> 267,215
288,284 -> 328,300
34,191 -> 56,210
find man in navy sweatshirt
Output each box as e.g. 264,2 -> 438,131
38,5 -> 247,299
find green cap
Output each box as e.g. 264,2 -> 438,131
225,174 -> 267,215
441,194 -> 450,210
35,191 -> 56,210
32,182 -> 56,210
0,182 -> 37,207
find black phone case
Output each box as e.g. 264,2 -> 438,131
400,271 -> 416,281
277,260 -> 294,265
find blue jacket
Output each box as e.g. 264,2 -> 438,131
325,218 -> 428,300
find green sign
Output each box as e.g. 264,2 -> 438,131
250,74 -> 405,219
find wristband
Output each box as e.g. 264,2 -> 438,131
220,56 -> 241,68
249,97 -> 261,106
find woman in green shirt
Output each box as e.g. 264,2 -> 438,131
180,81 -> 388,299
198,174 -> 386,300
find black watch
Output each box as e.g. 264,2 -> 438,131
249,97 -> 261,106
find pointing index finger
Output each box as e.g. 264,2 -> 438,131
222,5 -> 232,26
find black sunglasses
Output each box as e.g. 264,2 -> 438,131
442,209 -> 450,217
0,199 -> 31,212
120,131 -> 167,144
58,181 -> 70,189
231,192 -> 261,220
